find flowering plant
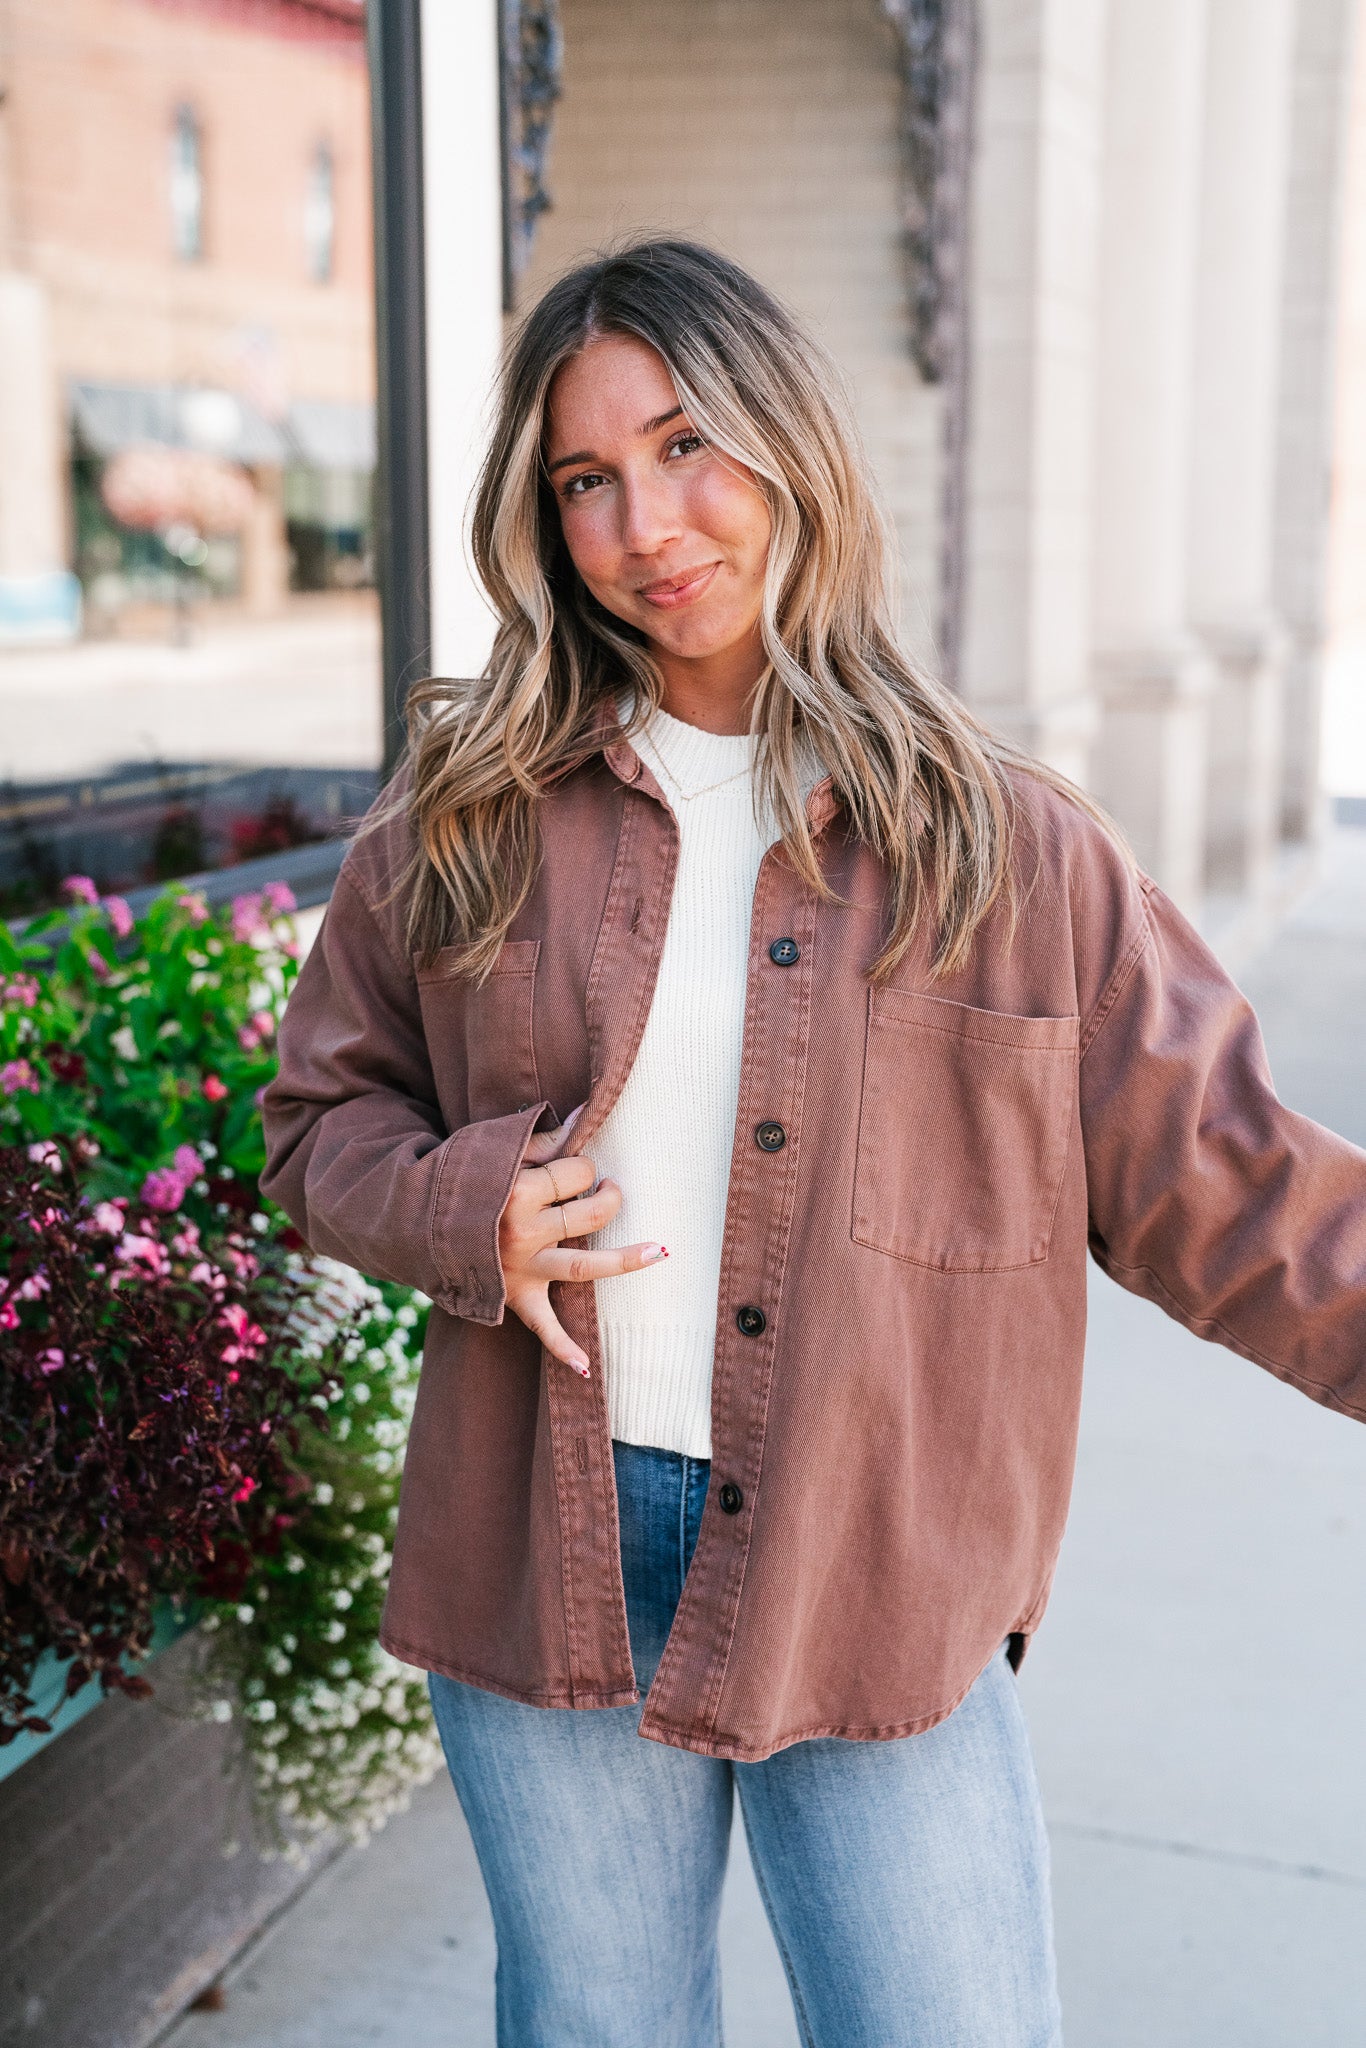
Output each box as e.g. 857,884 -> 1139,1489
196,1266 -> 442,1857
0,880 -> 441,1850
0,875 -> 298,1199
0,1142 -> 328,1740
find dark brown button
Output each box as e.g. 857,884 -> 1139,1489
735,1305 -> 766,1337
769,937 -> 800,966
755,1121 -> 786,1152
718,1481 -> 744,1515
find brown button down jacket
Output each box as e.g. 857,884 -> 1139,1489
260,701 -> 1366,1760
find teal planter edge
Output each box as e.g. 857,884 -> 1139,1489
0,1600 -> 197,1785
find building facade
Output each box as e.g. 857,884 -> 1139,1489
512,0 -> 1358,937
0,0 -> 374,633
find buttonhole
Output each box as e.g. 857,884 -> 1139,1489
629,897 -> 643,933
574,1434 -> 589,1474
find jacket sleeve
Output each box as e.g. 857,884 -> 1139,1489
259,865 -> 549,1325
1079,872 -> 1366,1421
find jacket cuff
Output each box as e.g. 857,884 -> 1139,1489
428,1102 -> 551,1325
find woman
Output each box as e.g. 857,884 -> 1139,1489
261,241 -> 1366,2047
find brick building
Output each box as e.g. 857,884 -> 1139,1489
0,0 -> 374,635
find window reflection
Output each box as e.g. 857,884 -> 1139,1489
170,104 -> 205,263
306,140 -> 336,285
0,0 -> 379,917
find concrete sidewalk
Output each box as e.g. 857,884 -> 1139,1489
162,832 -> 1366,2048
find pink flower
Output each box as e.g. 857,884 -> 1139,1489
230,893 -> 266,942
37,1347 -> 64,1374
238,1009 -> 276,1051
141,1168 -> 187,1213
90,1201 -> 126,1236
232,1476 -> 258,1503
226,1369 -> 241,1384
27,1140 -> 61,1168
62,875 -> 99,907
173,1143 -> 201,1180
115,1232 -> 170,1279
176,892 -> 209,925
262,881 -> 296,916
1,1059 -> 38,1095
0,1302 -> 18,1329
16,1270 -> 50,1300
201,1073 -> 229,1102
103,896 -> 134,939
2,975 -> 39,1009
219,1300 -> 265,1363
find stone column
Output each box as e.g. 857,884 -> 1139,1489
420,0 -> 502,680
957,0 -> 1110,787
1272,0 -> 1358,846
1087,0 -> 1212,909
1187,0 -> 1298,897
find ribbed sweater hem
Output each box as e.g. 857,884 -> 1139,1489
601,1321 -> 716,1460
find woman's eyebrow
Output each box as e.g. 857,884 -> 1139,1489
547,407 -> 686,476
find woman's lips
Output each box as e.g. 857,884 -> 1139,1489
638,562 -> 721,610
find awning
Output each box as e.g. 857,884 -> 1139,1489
68,382 -> 376,472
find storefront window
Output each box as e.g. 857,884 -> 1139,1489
0,0 -> 380,918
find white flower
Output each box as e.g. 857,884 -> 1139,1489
395,1305 -> 418,1329
323,1619 -> 346,1643
236,1603 -> 255,1624
331,1588 -> 353,1611
210,1699 -> 233,1723
351,1382 -> 371,1405
248,1698 -> 277,1722
285,1553 -> 306,1574
312,1482 -> 334,1506
250,1212 -> 270,1233
111,1025 -> 138,1062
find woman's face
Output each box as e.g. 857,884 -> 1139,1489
545,333 -> 772,693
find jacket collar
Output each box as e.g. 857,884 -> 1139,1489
551,689 -> 845,838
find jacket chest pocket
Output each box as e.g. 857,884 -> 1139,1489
415,938 -> 542,1123
852,985 -> 1078,1273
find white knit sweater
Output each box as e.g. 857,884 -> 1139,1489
588,696 -> 820,1459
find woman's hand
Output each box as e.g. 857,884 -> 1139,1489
499,1107 -> 667,1377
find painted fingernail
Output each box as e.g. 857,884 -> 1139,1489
572,1358 -> 591,1377
561,1103 -> 586,1131
642,1244 -> 667,1263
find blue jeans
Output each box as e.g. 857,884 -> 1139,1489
428,1441 -> 1062,2047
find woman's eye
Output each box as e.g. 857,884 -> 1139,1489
562,471 -> 608,499
667,433 -> 704,460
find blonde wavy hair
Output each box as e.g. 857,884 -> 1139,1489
383,238 -> 1111,982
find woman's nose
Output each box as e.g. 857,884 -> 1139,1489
619,473 -> 683,557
